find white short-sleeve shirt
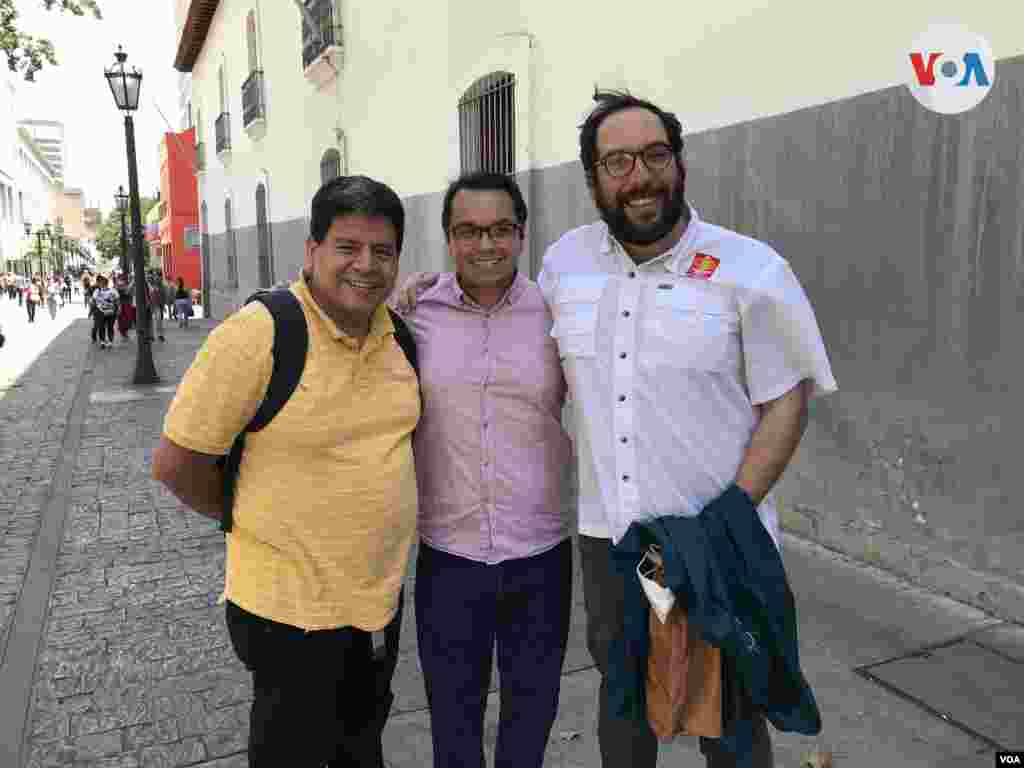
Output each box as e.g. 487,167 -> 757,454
538,206 -> 837,548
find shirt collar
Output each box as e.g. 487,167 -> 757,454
293,274 -> 394,344
599,203 -> 702,272
433,269 -> 527,311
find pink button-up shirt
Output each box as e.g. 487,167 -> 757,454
397,271 -> 572,564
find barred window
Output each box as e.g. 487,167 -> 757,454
320,148 -> 341,184
458,72 -> 515,175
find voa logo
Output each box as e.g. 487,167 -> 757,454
997,754 -> 1022,765
907,24 -> 995,114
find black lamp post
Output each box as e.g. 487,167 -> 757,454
22,221 -> 31,277
34,222 -> 50,279
115,185 -> 129,276
52,221 -> 63,276
106,45 -> 159,385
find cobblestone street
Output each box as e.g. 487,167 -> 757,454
1,302 -> 249,768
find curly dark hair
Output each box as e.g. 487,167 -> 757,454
578,90 -> 685,188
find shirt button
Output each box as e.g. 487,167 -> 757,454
622,474 -> 630,482
622,310 -> 631,317
628,271 -> 636,278
619,352 -> 627,359
620,436 -> 628,444
618,395 -> 626,402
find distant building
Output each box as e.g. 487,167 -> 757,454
17,119 -> 66,184
156,127 -> 201,290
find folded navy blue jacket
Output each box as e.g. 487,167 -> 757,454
608,485 -> 822,766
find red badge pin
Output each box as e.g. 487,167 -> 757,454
685,253 -> 720,280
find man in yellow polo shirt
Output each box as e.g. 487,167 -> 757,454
152,175 -> 420,768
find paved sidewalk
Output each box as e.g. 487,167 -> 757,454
0,312 -> 1021,768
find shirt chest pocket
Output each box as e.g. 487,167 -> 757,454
551,275 -> 607,359
642,286 -> 741,372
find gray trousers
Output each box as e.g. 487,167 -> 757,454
578,535 -> 774,768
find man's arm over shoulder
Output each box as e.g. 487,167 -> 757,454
153,304 -> 275,518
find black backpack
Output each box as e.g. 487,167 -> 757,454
217,289 -> 419,533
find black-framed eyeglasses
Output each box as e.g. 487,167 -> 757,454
450,221 -> 521,244
594,142 -> 675,178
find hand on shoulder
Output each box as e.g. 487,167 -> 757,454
394,271 -> 440,314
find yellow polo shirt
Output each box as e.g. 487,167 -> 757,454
163,278 -> 420,631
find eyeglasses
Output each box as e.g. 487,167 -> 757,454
594,143 -> 675,178
450,222 -> 521,244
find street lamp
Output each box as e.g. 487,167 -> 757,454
34,222 -> 50,279
52,221 -> 64,276
106,45 -> 159,385
115,185 -> 129,276
22,220 -> 31,277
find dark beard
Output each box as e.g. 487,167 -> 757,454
598,173 -> 687,248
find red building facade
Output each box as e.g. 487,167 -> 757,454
156,127 -> 200,292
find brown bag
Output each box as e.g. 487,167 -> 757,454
645,558 -> 723,740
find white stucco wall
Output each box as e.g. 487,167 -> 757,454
186,0 -> 1023,235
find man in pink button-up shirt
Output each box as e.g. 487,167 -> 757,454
393,172 -> 573,768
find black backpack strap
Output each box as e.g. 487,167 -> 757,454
220,290 -> 309,533
387,308 -> 418,375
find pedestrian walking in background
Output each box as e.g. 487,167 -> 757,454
148,272 -> 167,342
25,278 -> 40,323
115,276 -> 135,344
46,279 -> 59,320
153,175 -> 420,768
82,274 -> 94,308
173,277 -> 192,328
91,275 -> 119,349
392,172 -> 573,768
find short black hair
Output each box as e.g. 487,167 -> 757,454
309,175 -> 405,252
441,172 -> 528,239
578,90 -> 685,187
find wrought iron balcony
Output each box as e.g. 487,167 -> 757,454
242,70 -> 266,129
301,0 -> 342,70
215,112 -> 231,155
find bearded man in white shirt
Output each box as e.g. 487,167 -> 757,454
536,91 -> 837,768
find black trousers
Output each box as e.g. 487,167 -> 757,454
415,540 -> 573,768
578,535 -> 774,768
93,313 -> 115,343
26,300 -> 35,322
225,592 -> 403,768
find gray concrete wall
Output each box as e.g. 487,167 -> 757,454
199,56 -> 1024,620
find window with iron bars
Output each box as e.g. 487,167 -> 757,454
458,72 -> 516,175
242,70 -> 266,128
215,112 -> 231,154
301,0 -> 342,70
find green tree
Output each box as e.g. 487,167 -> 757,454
1,0 -> 102,81
94,196 -> 157,267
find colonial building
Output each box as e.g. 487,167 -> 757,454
156,127 -> 201,290
172,1 -> 1024,620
